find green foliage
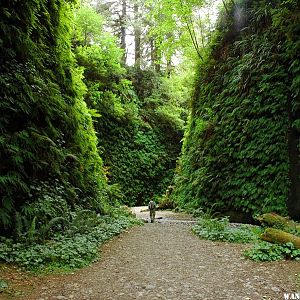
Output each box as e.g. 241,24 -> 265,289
72,6 -> 187,206
192,212 -> 300,262
97,120 -> 180,206
12,180 -> 114,243
172,0 -> 300,217
0,209 -> 141,272
146,0 -> 209,63
0,0 -> 108,232
99,68 -> 186,205
158,185 -> 177,209
76,44 -> 125,82
73,6 -> 104,46
244,241 -> 300,262
0,279 -> 8,289
25,181 -> 70,219
192,216 -> 260,244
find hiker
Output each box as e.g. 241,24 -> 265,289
148,200 -> 156,223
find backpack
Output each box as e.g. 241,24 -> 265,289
148,201 -> 156,210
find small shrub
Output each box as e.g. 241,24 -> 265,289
244,241 -> 300,262
158,197 -> 176,210
192,216 -> 260,243
158,185 -> 177,210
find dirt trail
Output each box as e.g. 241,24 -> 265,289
2,208 -> 300,300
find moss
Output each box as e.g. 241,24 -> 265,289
261,228 -> 300,249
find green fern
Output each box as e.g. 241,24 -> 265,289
26,216 -> 37,243
0,0 -> 109,235
40,217 -> 69,239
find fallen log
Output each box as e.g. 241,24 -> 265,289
261,228 -> 300,249
256,213 -> 300,233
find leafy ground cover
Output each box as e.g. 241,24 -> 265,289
0,208 -> 142,273
244,241 -> 300,262
192,214 -> 300,262
192,216 -> 261,244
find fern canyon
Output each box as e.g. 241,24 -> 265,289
0,0 -> 300,292
171,0 -> 300,221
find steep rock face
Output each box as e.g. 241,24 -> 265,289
173,0 -> 300,218
0,0 -> 107,231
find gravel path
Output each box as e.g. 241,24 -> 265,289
5,208 -> 300,300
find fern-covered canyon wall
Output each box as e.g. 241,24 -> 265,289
0,0 -> 108,233
0,0 -> 187,236
173,0 -> 300,219
92,68 -> 185,206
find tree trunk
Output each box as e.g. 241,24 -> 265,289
150,38 -> 155,67
256,213 -> 300,232
166,57 -> 172,75
134,3 -> 141,69
120,0 -> 127,64
150,38 -> 161,72
261,228 -> 300,249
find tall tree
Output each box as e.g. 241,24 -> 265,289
145,0 -> 213,66
134,2 -> 142,68
120,0 -> 127,63
74,6 -> 104,46
150,37 -> 161,72
93,0 -> 128,64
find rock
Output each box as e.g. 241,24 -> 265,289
270,286 -> 280,293
54,296 -> 68,300
137,291 -> 145,298
145,284 -> 156,290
